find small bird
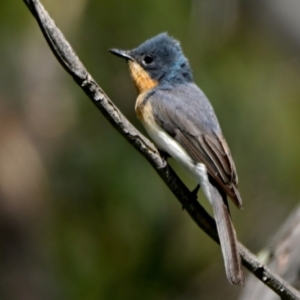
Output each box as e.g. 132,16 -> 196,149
109,33 -> 244,285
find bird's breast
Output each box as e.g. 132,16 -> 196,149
135,92 -> 153,123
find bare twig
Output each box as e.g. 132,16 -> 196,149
23,0 -> 300,298
239,205 -> 300,300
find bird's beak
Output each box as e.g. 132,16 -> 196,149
109,49 -> 134,61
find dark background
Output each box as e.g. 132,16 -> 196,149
1,0 -> 300,299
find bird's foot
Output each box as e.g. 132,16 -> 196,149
158,149 -> 170,160
182,184 -> 200,210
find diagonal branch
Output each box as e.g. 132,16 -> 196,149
239,205 -> 300,299
23,0 -> 300,299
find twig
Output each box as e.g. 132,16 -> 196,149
239,205 -> 300,300
22,0 -> 300,298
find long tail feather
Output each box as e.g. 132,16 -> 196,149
210,183 -> 244,285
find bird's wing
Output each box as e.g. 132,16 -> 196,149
150,83 -> 242,208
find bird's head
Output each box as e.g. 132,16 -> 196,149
109,33 -> 193,94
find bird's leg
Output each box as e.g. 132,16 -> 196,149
158,148 -> 200,210
182,184 -> 200,210
191,184 -> 200,197
158,149 -> 170,160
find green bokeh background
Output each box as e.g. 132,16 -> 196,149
1,1 -> 300,299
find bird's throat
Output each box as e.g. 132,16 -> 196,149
128,61 -> 158,94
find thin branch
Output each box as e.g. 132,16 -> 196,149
239,205 -> 300,300
23,0 -> 300,299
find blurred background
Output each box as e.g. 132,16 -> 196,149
1,0 -> 300,299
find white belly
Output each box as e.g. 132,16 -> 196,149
142,119 -> 213,204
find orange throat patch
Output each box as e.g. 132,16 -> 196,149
128,61 -> 158,94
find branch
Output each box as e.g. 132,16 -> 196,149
239,205 -> 300,300
23,0 -> 300,298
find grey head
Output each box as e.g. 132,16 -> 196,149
109,33 -> 193,85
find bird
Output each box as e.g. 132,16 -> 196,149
109,33 -> 244,285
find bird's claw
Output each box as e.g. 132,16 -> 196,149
158,150 -> 170,160
182,184 -> 200,210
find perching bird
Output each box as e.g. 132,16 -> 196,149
109,33 -> 244,285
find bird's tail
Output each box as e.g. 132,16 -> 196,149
210,184 -> 244,285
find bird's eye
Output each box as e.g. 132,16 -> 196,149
143,55 -> 153,65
